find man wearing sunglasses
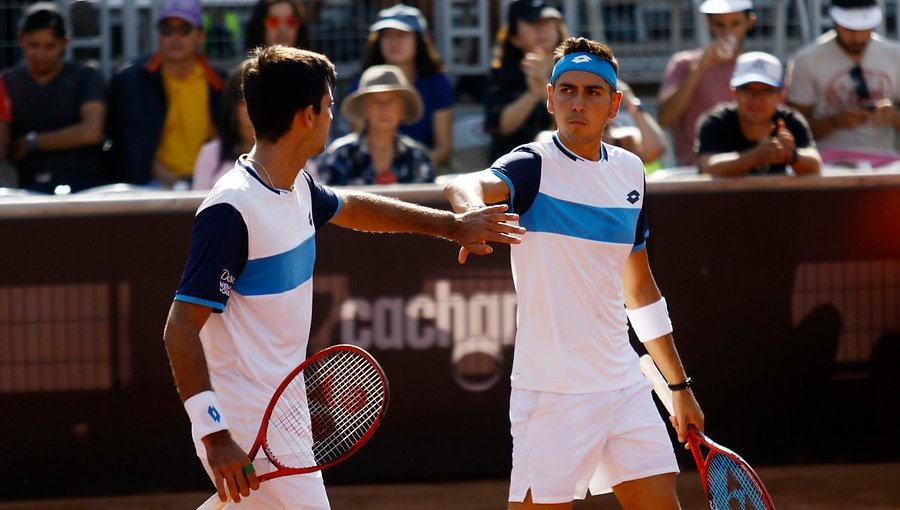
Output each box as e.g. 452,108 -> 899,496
107,0 -> 224,187
786,0 -> 900,167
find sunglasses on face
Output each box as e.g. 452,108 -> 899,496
849,65 -> 871,101
158,22 -> 194,37
264,15 -> 298,29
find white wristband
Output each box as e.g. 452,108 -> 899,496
626,297 -> 673,342
184,390 -> 229,438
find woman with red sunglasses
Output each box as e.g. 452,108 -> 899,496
244,0 -> 309,51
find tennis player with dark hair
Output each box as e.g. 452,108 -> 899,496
162,45 -> 524,509
444,37 -> 704,510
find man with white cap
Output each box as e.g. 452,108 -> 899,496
657,0 -> 756,167
697,52 -> 821,176
786,0 -> 900,167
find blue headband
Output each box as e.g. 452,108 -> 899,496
549,52 -> 617,90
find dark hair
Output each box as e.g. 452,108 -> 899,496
359,29 -> 444,76
244,0 -> 309,51
217,66 -> 248,167
242,46 -> 336,142
552,36 -> 618,74
19,2 -> 67,39
491,17 -> 569,70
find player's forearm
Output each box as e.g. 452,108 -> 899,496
334,190 -> 456,239
442,174 -> 487,213
163,310 -> 214,402
644,336 -> 689,386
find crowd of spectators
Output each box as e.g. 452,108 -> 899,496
0,0 -> 899,195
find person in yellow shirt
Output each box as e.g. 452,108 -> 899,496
107,0 -> 223,188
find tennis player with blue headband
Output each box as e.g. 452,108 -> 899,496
548,51 -> 618,90
444,36 -> 705,510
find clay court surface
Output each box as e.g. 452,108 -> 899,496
2,463 -> 898,510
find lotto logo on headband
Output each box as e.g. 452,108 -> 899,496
549,51 -> 617,90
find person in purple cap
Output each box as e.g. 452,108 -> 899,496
786,0 -> 900,167
346,3 -> 454,168
657,0 -> 757,167
106,0 -> 224,187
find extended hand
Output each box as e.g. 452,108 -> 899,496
202,430 -> 260,503
454,204 -> 524,264
669,389 -> 705,445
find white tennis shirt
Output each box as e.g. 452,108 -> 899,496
175,156 -> 341,456
491,133 -> 649,393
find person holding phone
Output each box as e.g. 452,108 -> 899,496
785,0 -> 900,167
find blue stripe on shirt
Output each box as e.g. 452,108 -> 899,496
174,294 -> 226,312
520,192 -> 640,244
233,235 -> 316,296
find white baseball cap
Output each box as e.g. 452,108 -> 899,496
829,0 -> 882,30
699,0 -> 753,14
730,51 -> 783,88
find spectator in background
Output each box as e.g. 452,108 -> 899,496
786,0 -> 900,168
604,81 -> 668,169
0,2 -> 106,194
696,52 -> 821,176
349,4 -> 453,168
244,0 -> 309,51
192,66 -> 254,190
107,0 -> 222,188
485,0 -> 568,162
657,0 -> 756,167
321,65 -> 434,186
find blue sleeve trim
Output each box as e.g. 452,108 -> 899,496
631,241 -> 647,252
490,169 -> 516,213
332,194 -> 343,221
174,294 -> 226,312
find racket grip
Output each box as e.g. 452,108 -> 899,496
197,493 -> 227,510
639,354 -> 675,416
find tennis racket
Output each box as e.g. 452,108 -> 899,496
197,344 -> 389,510
639,354 -> 776,510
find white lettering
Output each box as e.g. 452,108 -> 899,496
338,279 -> 516,352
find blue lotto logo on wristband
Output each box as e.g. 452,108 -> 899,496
184,390 -> 229,438
549,52 -> 617,90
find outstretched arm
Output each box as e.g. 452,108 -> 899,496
329,188 -> 524,260
623,248 -> 704,442
443,169 -> 516,263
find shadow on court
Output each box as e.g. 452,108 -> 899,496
1,463 -> 898,509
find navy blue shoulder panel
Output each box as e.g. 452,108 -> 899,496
489,146 -> 542,215
175,203 -> 249,312
303,171 -> 341,229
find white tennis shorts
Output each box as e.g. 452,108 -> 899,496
200,457 -> 330,510
508,379 -> 678,504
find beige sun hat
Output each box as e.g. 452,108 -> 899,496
341,65 -> 424,125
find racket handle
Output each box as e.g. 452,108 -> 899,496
197,493 -> 227,510
639,354 -> 675,416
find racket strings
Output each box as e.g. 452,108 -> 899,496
706,453 -> 769,510
264,350 -> 385,469
308,353 -> 384,462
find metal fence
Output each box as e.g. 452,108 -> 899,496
0,1 -> 898,86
